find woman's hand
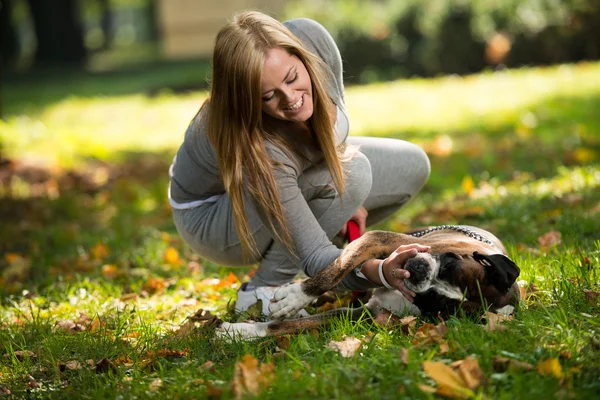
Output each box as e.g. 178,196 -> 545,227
338,206 -> 369,239
382,244 -> 431,301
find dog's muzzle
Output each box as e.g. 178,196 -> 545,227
403,253 -> 437,292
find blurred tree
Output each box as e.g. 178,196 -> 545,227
0,0 -> 18,67
27,0 -> 86,67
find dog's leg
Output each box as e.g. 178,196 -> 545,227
271,231 -> 412,319
217,308 -> 366,339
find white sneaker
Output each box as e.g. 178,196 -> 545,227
235,283 -> 309,319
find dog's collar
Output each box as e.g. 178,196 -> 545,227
410,225 -> 496,247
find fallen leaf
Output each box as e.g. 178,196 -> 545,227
430,135 -> 453,157
413,320 -> 448,345
455,356 -> 483,390
492,356 -> 534,372
400,348 -> 409,365
537,358 -> 563,379
4,350 -> 35,361
373,308 -> 403,327
200,360 -> 214,371
462,176 -> 475,196
327,336 -> 362,358
422,361 -> 474,399
399,315 -> 418,335
275,335 -> 291,350
91,242 -> 109,260
102,264 -> 119,279
149,378 -> 163,392
538,230 -> 562,249
583,289 -> 600,303
65,360 -> 82,370
164,247 -> 180,265
481,312 -> 512,332
143,277 -> 166,294
231,354 -> 274,400
439,342 -> 450,354
95,358 -> 118,374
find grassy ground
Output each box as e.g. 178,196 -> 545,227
1,61 -> 599,399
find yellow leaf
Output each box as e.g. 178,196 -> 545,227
423,361 -> 474,399
431,135 -> 453,157
573,147 -> 597,163
101,264 -> 118,279
537,358 -> 563,379
462,176 -> 475,195
456,356 -> 483,390
4,253 -> 23,264
232,354 -> 274,400
91,242 -> 108,260
164,247 -> 180,265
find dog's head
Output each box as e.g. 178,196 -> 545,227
404,249 -> 520,316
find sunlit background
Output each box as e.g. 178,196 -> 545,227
1,1 -> 600,398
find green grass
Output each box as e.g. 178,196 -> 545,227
1,61 -> 599,398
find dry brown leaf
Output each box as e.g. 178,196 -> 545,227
200,360 -> 214,372
439,342 -> 450,354
583,289 -> 600,303
413,320 -> 448,345
481,312 -> 513,332
538,230 -> 562,249
400,348 -> 409,365
418,384 -> 437,394
373,308 -> 403,328
4,350 -> 35,361
101,264 -> 119,279
149,378 -> 163,392
95,358 -> 117,374
232,354 -> 273,400
65,360 -> 82,370
206,380 -> 223,400
537,358 -> 563,379
327,336 -> 362,358
519,282 -> 539,301
91,242 -> 109,260
143,277 -> 166,295
275,335 -> 291,350
422,361 -> 474,399
399,315 -> 418,335
55,320 -> 85,334
456,356 -> 484,390
492,356 -> 534,372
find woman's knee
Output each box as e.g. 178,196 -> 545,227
343,150 -> 373,205
407,143 -> 431,195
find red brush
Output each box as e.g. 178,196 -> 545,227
346,220 -> 361,242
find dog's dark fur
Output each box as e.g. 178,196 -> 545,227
217,226 -> 521,339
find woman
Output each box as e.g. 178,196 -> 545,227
169,11 -> 431,317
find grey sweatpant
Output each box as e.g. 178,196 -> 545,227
172,136 -> 430,289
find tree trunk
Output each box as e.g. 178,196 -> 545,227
0,0 -> 18,67
27,0 -> 87,68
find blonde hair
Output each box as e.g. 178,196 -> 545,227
205,11 -> 346,260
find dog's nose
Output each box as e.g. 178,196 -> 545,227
405,259 -> 429,282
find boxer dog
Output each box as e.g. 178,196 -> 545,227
217,225 -> 520,339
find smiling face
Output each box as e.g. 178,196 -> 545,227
261,47 -> 314,123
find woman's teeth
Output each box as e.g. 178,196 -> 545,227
286,96 -> 303,111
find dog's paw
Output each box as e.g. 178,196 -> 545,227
269,283 -> 315,320
215,321 -> 270,341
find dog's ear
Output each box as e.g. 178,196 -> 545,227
473,252 -> 520,293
